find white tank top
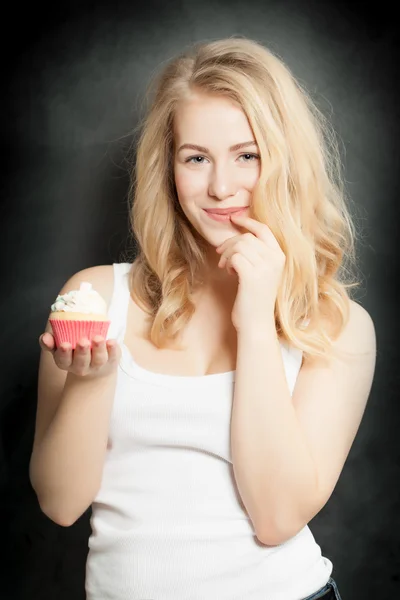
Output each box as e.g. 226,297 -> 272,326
85,262 -> 333,600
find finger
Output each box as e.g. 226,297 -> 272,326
216,234 -> 242,254
219,244 -> 261,269
90,337 -> 108,368
230,214 -> 281,250
39,333 -> 54,351
106,340 -> 120,363
73,339 -> 92,372
217,233 -> 262,265
54,343 -> 73,369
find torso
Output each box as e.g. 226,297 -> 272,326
114,264 -> 239,377
98,262 -> 287,377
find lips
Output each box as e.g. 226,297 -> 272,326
204,206 -> 248,215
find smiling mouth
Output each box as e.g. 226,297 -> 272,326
204,206 -> 248,215
203,207 -> 248,222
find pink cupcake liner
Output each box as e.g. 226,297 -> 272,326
49,319 -> 111,350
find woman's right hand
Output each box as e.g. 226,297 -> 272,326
38,332 -> 121,379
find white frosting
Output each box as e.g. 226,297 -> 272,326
50,282 -> 107,315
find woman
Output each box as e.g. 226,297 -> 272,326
31,37 -> 376,599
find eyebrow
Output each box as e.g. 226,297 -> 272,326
177,140 -> 258,153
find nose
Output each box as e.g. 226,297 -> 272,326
208,162 -> 238,201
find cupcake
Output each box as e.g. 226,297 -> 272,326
49,281 -> 110,350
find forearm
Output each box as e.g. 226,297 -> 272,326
231,323 -> 319,544
30,370 -> 118,526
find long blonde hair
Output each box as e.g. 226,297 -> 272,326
123,37 -> 364,360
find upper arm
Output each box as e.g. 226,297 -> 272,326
292,300 -> 377,522
31,265 -> 114,462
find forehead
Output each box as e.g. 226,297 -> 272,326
173,92 -> 253,143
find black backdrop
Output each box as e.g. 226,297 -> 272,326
1,0 -> 399,598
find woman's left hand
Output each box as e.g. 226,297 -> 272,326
215,213 -> 286,333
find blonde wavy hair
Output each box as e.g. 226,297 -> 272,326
124,37 -> 364,360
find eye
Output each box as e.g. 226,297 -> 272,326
184,153 -> 260,165
185,156 -> 207,164
239,153 -> 260,162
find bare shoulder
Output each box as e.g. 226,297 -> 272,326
337,299 -> 376,357
78,264 -> 115,311
58,264 -> 114,311
301,298 -> 376,370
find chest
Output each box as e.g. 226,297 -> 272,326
122,291 -> 238,377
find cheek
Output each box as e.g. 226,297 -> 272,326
174,168 -> 206,201
247,167 -> 260,190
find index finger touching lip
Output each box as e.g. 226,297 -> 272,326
230,214 -> 280,249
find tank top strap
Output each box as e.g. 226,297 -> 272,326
106,262 -> 132,344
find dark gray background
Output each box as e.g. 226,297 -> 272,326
1,0 -> 398,598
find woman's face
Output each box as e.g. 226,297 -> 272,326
173,92 -> 261,252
